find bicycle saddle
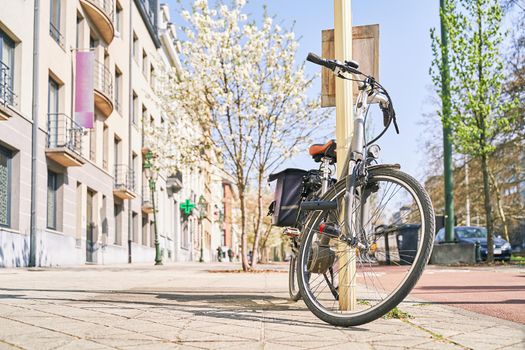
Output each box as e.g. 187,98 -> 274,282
309,139 -> 337,163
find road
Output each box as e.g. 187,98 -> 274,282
412,265 -> 525,324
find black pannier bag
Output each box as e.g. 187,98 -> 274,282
268,168 -> 308,227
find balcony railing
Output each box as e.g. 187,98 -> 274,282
45,113 -> 85,166
49,22 -> 65,49
0,61 -> 16,108
94,60 -> 113,101
114,164 -> 136,199
85,0 -> 114,23
47,113 -> 83,155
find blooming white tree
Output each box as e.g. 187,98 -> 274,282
159,0 -> 328,271
142,73 -> 205,175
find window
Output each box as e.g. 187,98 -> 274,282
47,170 -> 58,230
50,0 -> 63,47
142,50 -> 148,78
89,35 -> 96,50
48,78 -> 59,115
132,32 -> 139,62
142,216 -> 148,246
0,30 -> 15,106
132,152 -> 138,179
102,125 -> 109,170
115,68 -> 122,113
114,136 -> 120,170
114,202 -> 123,245
116,1 -> 123,34
150,220 -> 155,247
132,92 -> 138,124
0,146 -> 12,227
181,214 -> 189,249
132,211 -> 138,243
150,65 -> 155,89
141,105 -> 147,126
47,78 -> 60,148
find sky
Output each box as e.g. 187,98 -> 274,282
164,0 -> 444,181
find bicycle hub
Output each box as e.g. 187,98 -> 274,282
319,223 -> 341,238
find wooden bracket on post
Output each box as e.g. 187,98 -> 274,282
321,25 -> 380,108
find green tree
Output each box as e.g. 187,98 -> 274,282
431,0 -> 515,262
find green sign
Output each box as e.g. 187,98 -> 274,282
180,199 -> 196,215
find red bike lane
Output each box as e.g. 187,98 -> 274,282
410,265 -> 525,324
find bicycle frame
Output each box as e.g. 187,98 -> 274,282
339,78 -> 388,244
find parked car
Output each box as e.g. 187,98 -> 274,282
435,226 -> 512,261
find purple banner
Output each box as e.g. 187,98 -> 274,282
75,51 -> 94,129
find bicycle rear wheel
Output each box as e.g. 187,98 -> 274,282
288,255 -> 301,301
297,166 -> 434,326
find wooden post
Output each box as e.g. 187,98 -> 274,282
334,0 -> 356,311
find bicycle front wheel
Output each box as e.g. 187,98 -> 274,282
297,166 -> 435,327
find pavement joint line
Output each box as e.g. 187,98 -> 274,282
0,300 -> 174,345
0,337 -> 26,350
0,313 -> 85,342
495,340 -> 525,350
400,318 -> 471,350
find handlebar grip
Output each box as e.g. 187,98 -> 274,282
306,52 -> 334,70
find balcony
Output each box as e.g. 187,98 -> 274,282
141,183 -> 154,214
79,0 -> 115,44
0,61 -> 16,120
45,113 -> 85,167
94,60 -> 114,118
114,164 -> 136,199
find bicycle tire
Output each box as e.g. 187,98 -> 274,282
288,255 -> 302,301
297,167 -> 435,327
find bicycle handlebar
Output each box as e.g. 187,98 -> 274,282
306,52 -> 400,136
306,52 -> 360,75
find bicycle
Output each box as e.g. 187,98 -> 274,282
290,53 -> 435,327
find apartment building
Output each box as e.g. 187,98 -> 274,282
0,0 -> 225,267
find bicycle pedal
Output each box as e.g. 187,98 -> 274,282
283,228 -> 300,237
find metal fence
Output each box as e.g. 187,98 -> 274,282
47,113 -> 83,155
114,164 -> 135,192
94,60 -> 113,101
0,60 -> 16,107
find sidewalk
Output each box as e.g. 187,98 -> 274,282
0,263 -> 523,350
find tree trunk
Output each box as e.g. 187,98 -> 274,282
250,169 -> 264,268
238,186 -> 250,271
258,226 -> 272,264
488,169 -> 510,242
480,153 -> 495,263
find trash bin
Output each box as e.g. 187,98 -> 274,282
395,224 -> 421,265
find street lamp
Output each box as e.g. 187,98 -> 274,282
144,151 -> 162,265
198,195 -> 207,263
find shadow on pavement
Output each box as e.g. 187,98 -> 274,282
0,287 -> 369,331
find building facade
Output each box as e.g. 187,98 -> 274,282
0,0 -> 226,267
